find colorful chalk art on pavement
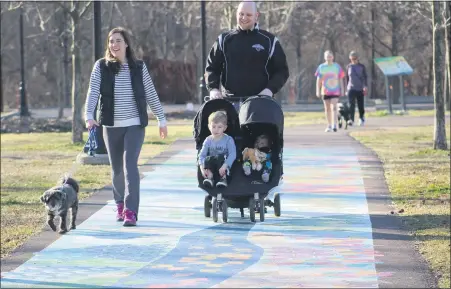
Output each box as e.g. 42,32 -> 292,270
1,147 -> 381,288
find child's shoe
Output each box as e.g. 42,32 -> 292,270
216,176 -> 228,188
243,163 -> 251,176
262,171 -> 270,183
203,178 -> 214,188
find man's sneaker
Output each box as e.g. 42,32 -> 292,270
332,125 -> 337,132
203,178 -> 214,188
243,163 -> 251,176
325,126 -> 332,132
216,176 -> 227,188
123,209 -> 137,227
262,172 -> 270,183
359,118 -> 365,126
347,120 -> 353,126
115,203 -> 124,222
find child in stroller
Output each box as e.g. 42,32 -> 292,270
243,134 -> 273,183
198,111 -> 237,188
193,96 -> 284,223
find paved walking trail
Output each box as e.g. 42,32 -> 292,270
0,118 -> 439,288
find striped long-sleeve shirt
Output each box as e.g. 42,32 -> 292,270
84,60 -> 167,128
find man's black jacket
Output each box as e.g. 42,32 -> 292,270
205,24 -> 289,97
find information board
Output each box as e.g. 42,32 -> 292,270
374,56 -> 414,76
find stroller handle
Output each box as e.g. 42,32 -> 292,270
203,94 -> 273,102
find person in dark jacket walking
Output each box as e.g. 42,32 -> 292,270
205,1 -> 289,107
346,51 -> 368,126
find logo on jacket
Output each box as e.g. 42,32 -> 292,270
252,44 -> 265,52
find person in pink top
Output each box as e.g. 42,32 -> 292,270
315,50 -> 346,132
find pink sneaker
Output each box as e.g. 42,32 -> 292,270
116,203 -> 124,222
123,209 -> 137,227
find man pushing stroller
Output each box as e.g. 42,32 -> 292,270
204,1 -> 289,101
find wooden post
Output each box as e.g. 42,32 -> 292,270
385,76 -> 393,114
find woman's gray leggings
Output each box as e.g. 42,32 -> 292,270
103,125 -> 145,216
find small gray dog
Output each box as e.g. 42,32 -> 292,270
40,177 -> 79,234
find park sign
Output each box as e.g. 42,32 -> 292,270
374,56 -> 413,114
374,56 -> 414,76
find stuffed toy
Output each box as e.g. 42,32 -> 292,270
242,148 -> 267,171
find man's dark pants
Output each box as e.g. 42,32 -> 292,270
348,89 -> 365,122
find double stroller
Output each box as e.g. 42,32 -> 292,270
193,95 -> 284,223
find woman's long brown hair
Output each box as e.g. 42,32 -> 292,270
104,27 -> 138,73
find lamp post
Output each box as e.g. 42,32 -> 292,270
19,5 -> 29,117
93,0 -> 107,155
200,0 -> 208,102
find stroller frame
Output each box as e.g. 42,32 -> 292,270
194,96 -> 284,223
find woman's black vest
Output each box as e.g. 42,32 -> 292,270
97,58 -> 149,127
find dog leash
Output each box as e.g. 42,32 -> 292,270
60,127 -> 98,187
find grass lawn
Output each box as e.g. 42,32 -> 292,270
0,124 -> 192,258
284,109 -> 449,127
351,126 -> 451,288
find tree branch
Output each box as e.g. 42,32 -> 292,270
78,1 -> 92,19
57,2 -> 71,16
373,33 -> 393,53
34,3 -> 61,31
8,1 -> 23,11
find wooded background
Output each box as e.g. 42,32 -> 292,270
0,1 -> 449,109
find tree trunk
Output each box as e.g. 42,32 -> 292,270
71,12 -> 83,144
0,53 -> 3,112
57,6 -> 66,119
174,1 -> 184,60
370,5 -> 377,99
432,1 -> 447,150
295,37 -> 304,102
329,34 -> 336,58
58,57 -> 64,119
0,3 -> 2,112
427,57 -> 433,96
63,9 -> 71,108
224,5 -> 234,30
108,2 -> 114,32
312,35 -> 327,97
445,1 -> 451,111
390,9 -> 401,104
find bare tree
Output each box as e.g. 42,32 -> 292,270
444,1 -> 451,111
0,1 -> 440,107
59,1 -> 92,143
431,1 -> 447,150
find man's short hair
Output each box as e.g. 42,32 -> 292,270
208,111 -> 228,125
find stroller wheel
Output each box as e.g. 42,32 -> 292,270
222,200 -> 228,223
212,197 -> 218,223
248,198 -> 256,223
259,197 -> 265,222
274,193 -> 281,217
204,195 -> 211,218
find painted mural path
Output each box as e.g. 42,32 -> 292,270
1,142 -> 383,288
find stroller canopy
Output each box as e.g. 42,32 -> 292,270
239,96 -> 284,136
193,98 -> 241,150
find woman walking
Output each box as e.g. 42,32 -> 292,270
84,27 -> 168,227
346,51 -> 368,126
315,50 -> 346,132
